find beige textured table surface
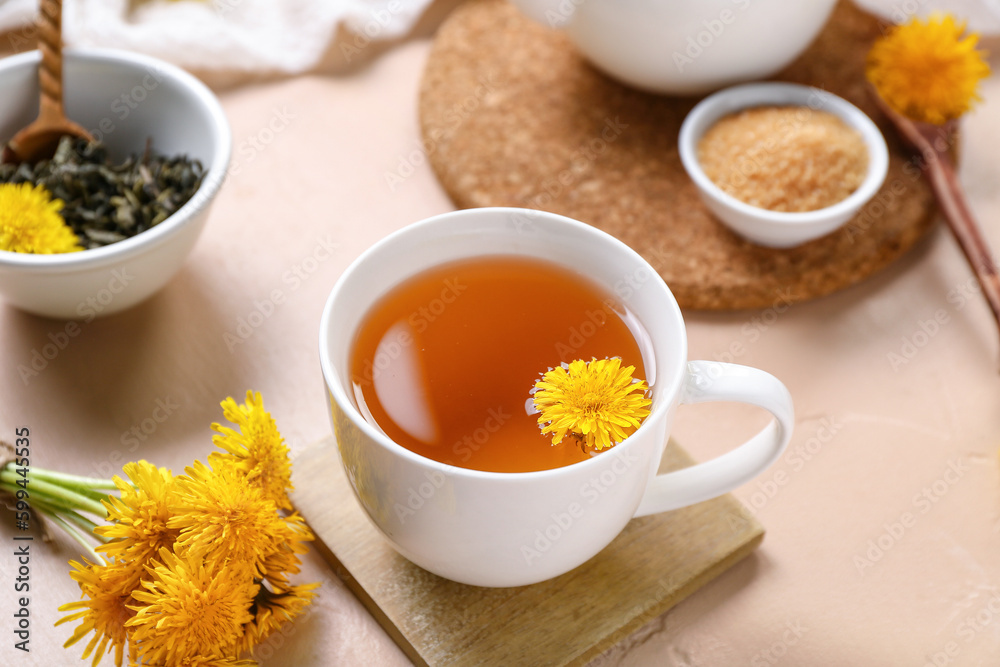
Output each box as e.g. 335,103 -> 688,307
1,21 -> 1000,667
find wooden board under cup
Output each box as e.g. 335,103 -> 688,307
290,435 -> 764,666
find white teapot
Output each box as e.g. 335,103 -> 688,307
507,0 -> 839,94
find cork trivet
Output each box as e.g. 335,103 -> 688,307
419,0 -> 938,310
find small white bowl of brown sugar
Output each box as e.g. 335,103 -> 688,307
678,82 -> 888,248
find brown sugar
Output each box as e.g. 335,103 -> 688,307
697,106 -> 869,213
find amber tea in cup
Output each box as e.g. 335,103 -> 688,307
349,255 -> 653,473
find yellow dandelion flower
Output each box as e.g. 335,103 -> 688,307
209,391 -> 293,510
260,512 -> 315,589
127,548 -> 257,665
96,461 -> 180,566
233,582 -> 318,657
0,182 -> 81,254
867,14 -> 991,124
532,357 -> 652,451
149,657 -> 258,667
56,559 -> 141,667
168,459 -> 285,574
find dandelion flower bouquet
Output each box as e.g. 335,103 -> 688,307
0,391 -> 317,666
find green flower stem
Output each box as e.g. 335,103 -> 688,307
0,471 -> 108,518
0,463 -> 117,555
53,484 -> 111,503
0,477 -> 99,518
29,496 -> 108,543
48,513 -> 104,564
21,487 -> 91,516
26,468 -> 120,491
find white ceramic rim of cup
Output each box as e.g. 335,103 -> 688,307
678,81 -> 889,225
319,207 -> 688,482
0,47 -> 232,273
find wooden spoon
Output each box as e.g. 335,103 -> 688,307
874,93 -> 1000,345
1,0 -> 92,164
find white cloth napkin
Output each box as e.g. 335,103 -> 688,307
0,0 -> 996,87
0,0 -> 436,86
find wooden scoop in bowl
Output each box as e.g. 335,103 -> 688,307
1,0 -> 92,164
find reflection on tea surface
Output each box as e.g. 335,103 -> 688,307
351,256 -> 654,473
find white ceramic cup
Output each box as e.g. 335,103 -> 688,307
319,207 -> 794,587
506,0 -> 838,94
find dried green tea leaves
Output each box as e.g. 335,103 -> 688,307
0,137 -> 205,249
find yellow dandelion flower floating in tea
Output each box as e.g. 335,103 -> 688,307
127,549 -> 257,665
867,14 -> 991,124
210,391 -> 294,510
97,461 -> 180,566
56,559 -> 140,667
532,357 -> 652,451
0,182 -> 81,254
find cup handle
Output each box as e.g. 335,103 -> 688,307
633,360 -> 794,517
